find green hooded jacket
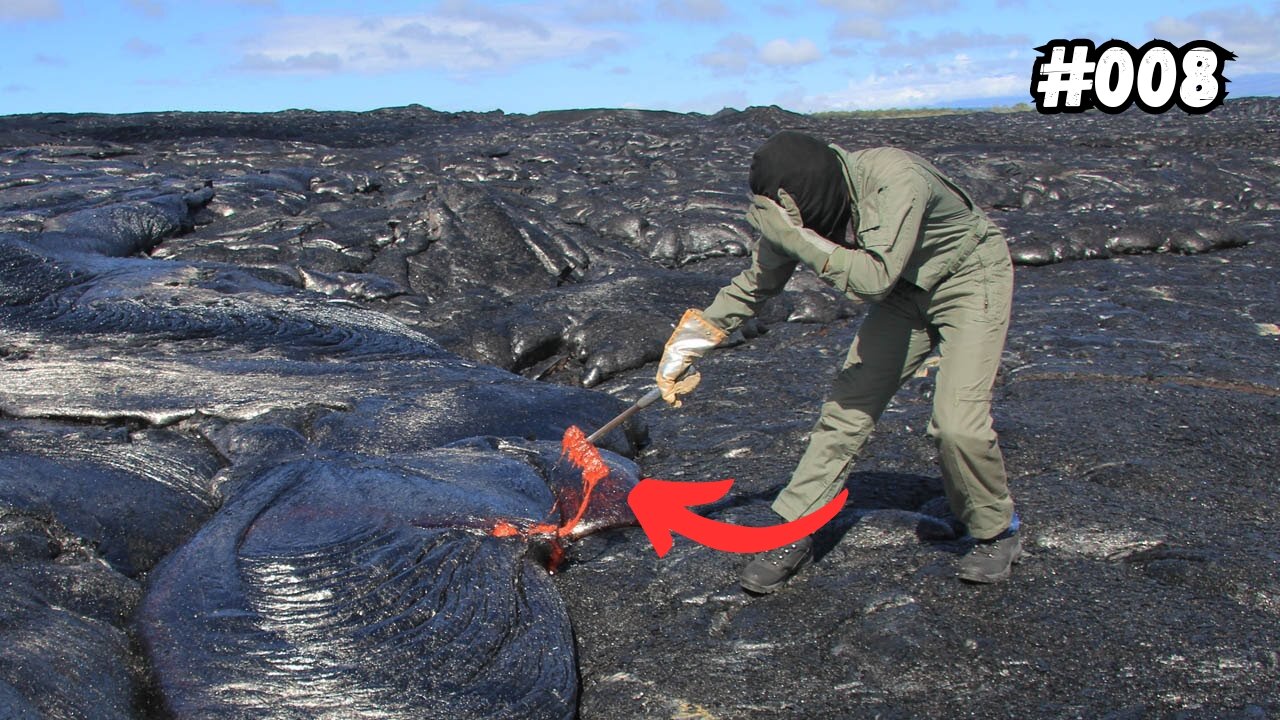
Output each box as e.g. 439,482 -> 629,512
703,145 -> 995,333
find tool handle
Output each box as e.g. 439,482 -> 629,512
585,366 -> 694,444
633,386 -> 664,410
586,387 -> 663,445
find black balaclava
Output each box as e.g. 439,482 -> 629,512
748,130 -> 853,246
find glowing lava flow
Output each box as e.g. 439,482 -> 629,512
489,425 -> 611,571
555,425 -> 609,537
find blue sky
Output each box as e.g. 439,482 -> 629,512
1,0 -> 1276,115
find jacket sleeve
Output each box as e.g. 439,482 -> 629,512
700,236 -> 797,334
819,165 -> 927,303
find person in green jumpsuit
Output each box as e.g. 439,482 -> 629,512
655,130 -> 1021,591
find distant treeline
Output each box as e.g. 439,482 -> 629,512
810,103 -> 1035,119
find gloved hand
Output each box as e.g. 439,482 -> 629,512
745,190 -> 839,272
656,308 -> 727,407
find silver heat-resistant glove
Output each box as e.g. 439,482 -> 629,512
655,308 -> 727,407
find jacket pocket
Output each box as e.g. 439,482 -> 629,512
854,199 -> 882,249
977,243 -> 1013,324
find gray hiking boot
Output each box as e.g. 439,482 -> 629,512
957,530 -> 1023,584
739,536 -> 814,594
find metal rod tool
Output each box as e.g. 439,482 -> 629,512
586,386 -> 664,444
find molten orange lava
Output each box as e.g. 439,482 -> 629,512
486,425 -> 612,573
492,521 -> 521,537
557,424 -> 609,538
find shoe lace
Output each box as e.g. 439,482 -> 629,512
971,533 -> 1016,560
766,542 -> 802,566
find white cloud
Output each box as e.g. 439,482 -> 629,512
802,58 -> 1024,110
1148,17 -> 1201,38
564,0 -> 640,24
1148,5 -> 1280,75
819,0 -> 955,18
760,38 -> 821,66
128,0 -> 164,18
569,36 -> 627,70
697,33 -> 756,74
240,50 -> 344,74
698,34 -> 822,74
822,0 -> 972,61
236,11 -> 624,75
823,17 -> 1031,104
832,17 -> 889,41
0,0 -> 61,21
124,37 -> 164,58
658,0 -> 728,22
880,30 -> 1030,58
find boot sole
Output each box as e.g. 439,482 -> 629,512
739,552 -> 814,595
957,545 -> 1024,584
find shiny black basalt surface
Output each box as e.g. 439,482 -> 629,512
1,99 -> 1277,718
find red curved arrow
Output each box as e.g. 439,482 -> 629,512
627,478 -> 848,558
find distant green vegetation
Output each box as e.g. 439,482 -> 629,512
810,103 -> 1034,120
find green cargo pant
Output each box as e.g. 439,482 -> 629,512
771,232 -> 1015,540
